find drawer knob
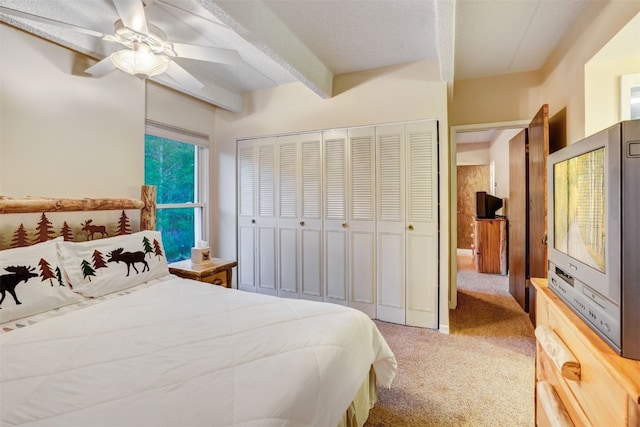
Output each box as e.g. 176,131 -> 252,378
535,325 -> 581,381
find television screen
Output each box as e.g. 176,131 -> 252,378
475,191 -> 503,219
553,147 -> 606,273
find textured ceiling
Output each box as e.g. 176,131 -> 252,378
454,0 -> 590,80
0,0 -> 592,112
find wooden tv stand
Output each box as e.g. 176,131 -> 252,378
532,278 -> 640,426
473,217 -> 507,275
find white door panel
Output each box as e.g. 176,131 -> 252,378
349,127 -> 376,317
376,124 -> 406,324
323,130 -> 348,305
257,226 -> 277,295
300,134 -> 323,301
301,228 -> 322,300
405,121 -> 438,328
325,230 -> 348,303
278,227 -> 298,298
377,231 -> 405,324
238,224 -> 255,291
350,230 -> 376,317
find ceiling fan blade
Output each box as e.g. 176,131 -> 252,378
165,60 -> 204,92
170,43 -> 242,65
85,56 -> 116,75
112,0 -> 148,34
0,5 -> 108,38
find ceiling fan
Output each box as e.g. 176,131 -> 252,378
0,0 -> 242,91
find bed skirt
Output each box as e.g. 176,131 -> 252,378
339,367 -> 378,427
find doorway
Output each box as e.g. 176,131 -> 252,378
449,121 -> 528,308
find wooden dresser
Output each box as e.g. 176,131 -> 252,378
532,278 -> 640,426
473,218 -> 508,275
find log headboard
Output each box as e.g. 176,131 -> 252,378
0,185 -> 156,250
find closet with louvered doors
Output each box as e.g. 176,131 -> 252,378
236,120 -> 439,326
376,121 -> 438,328
237,137 -> 277,294
276,132 -> 324,301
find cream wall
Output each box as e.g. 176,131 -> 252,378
0,24 -> 144,199
541,0 -> 640,144
449,70 -> 543,127
456,142 -> 490,165
585,56 -> 640,136
0,24 -> 218,247
489,128 -> 521,218
214,59 -> 451,330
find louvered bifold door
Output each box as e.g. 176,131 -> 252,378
376,124 -> 407,324
323,130 -> 349,305
237,139 -> 258,292
277,135 -> 300,298
299,133 -> 323,301
256,138 -> 278,296
405,120 -> 438,328
348,127 -> 376,318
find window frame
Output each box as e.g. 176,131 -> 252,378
144,120 -> 210,258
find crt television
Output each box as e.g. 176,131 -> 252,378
475,191 -> 503,219
547,119 -> 640,359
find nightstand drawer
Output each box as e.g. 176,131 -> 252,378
200,271 -> 228,287
168,259 -> 237,288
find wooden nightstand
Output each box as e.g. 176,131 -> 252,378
168,259 -> 238,288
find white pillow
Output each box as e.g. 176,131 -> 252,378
0,238 -> 85,323
57,231 -> 170,297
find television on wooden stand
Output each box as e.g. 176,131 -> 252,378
475,191 -> 503,219
547,119 -> 640,360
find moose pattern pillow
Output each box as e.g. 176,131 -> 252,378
0,238 -> 85,324
58,231 -> 170,298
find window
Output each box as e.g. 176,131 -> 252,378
144,121 -> 209,263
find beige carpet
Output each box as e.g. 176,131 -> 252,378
365,252 -> 535,426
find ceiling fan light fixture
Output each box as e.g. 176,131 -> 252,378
111,42 -> 169,79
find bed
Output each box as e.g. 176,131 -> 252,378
0,187 -> 396,427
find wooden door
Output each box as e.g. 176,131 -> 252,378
509,129 -> 528,311
527,104 -> 550,325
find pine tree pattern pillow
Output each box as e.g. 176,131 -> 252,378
58,231 -> 169,298
0,238 -> 85,323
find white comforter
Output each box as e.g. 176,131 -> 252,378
0,276 -> 396,427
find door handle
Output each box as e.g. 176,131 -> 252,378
251,219 -> 256,224
408,224 -> 415,231
300,221 -> 305,226
342,223 -> 348,228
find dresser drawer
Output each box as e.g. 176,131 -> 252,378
536,381 -> 575,427
533,279 -> 640,427
536,341 -> 591,426
541,303 -> 628,426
